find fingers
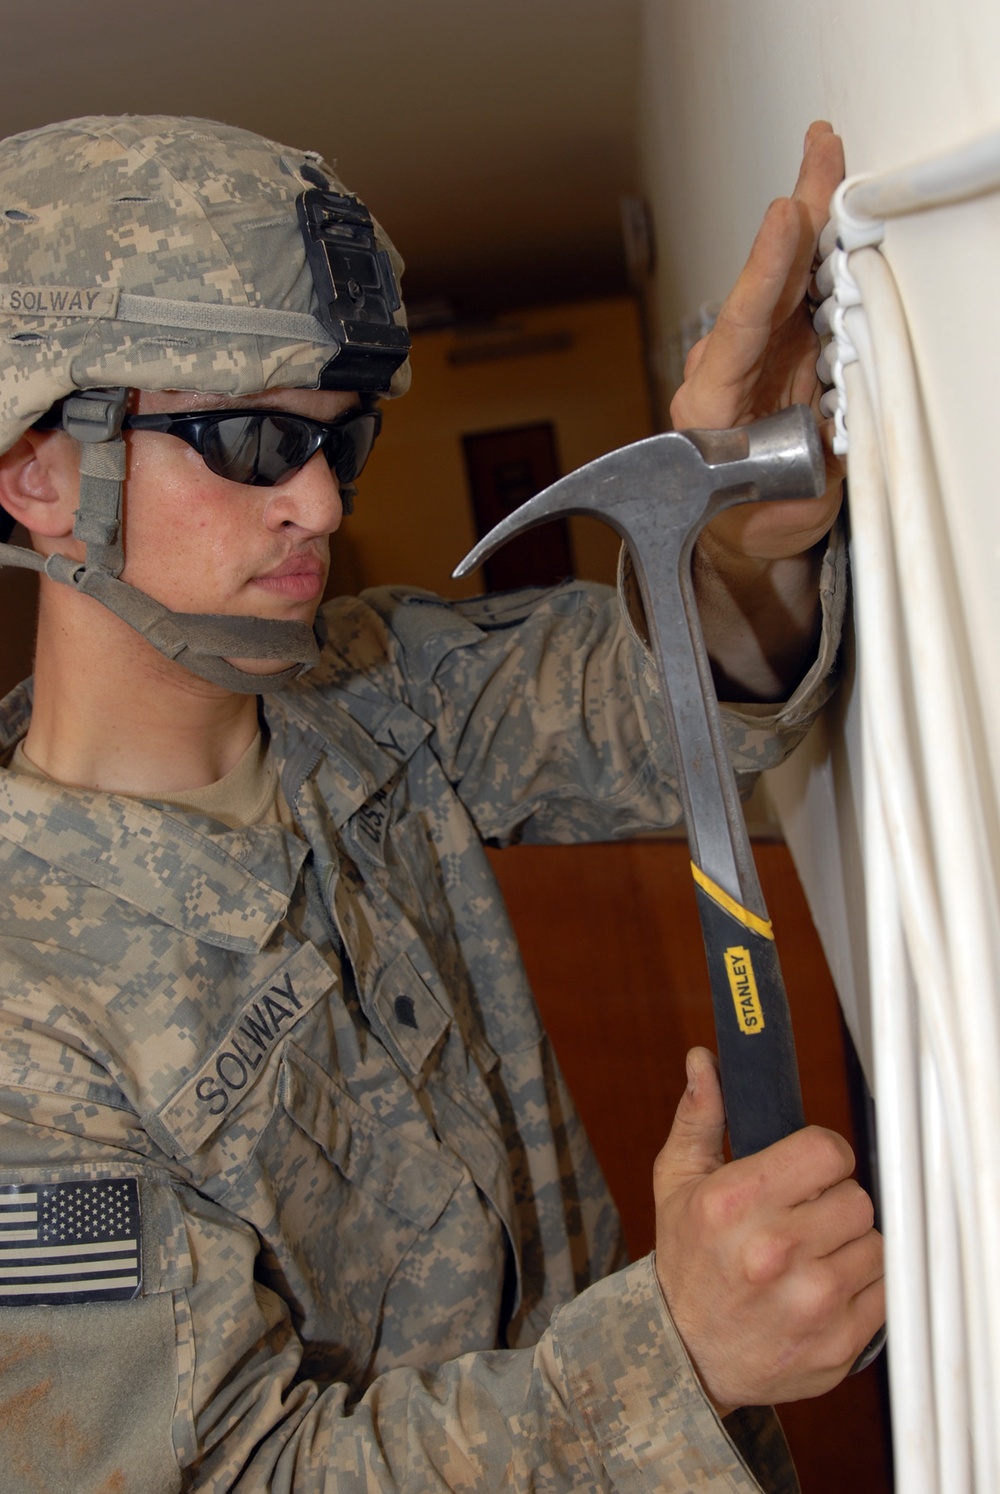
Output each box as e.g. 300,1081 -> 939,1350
652,1066 -> 886,1410
688,198 -> 802,391
657,1068 -> 859,1217
669,123 -> 846,437
790,1176 -> 876,1258
737,1177 -> 877,1291
671,196 -> 814,430
703,121 -> 845,371
654,1047 -> 726,1190
847,1275 -> 887,1365
739,1124 -> 856,1212
792,122 -> 846,236
830,1228 -> 885,1304
788,1234 -> 886,1382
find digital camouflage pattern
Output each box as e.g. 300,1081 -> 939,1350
0,114 -> 410,459
0,560 -> 843,1491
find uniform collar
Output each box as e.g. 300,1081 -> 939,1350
265,674 -> 430,828
0,765 -> 308,953
0,669 -> 431,953
0,680 -> 306,954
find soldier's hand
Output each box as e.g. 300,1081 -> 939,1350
672,120 -> 846,565
652,1047 -> 885,1415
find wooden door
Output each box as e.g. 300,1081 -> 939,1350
462,423 -> 574,590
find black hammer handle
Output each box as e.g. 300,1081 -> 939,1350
692,857 -> 885,1372
690,865 -> 805,1159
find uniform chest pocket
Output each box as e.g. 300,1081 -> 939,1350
259,1040 -> 463,1387
142,941 -> 339,1173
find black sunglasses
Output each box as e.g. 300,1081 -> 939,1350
119,404 -> 381,488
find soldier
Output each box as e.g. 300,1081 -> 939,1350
0,116 -> 880,1491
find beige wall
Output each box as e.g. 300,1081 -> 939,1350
636,0 -> 1000,1073
334,295 -> 652,598
638,0 -> 1000,325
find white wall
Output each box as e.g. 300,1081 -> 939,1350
636,0 -> 1000,1079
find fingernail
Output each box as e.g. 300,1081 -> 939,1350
686,1053 -> 697,1096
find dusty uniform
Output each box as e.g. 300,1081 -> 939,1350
0,562 -> 842,1493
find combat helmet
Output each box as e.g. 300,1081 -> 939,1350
0,114 -> 410,691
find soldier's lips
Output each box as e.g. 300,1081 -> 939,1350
251,554 -> 325,601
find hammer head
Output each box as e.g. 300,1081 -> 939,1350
453,405 -> 824,581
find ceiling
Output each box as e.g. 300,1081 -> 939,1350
0,0 -> 642,322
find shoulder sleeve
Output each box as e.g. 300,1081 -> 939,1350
337,522 -> 845,847
291,1256 -> 796,1494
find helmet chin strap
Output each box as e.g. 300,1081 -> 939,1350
0,388 -> 324,694
44,553 -> 323,692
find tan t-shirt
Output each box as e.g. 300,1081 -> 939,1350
10,732 -> 297,831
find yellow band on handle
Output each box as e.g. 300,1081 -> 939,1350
690,862 -> 775,941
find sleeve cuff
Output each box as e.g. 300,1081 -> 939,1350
618,520 -> 848,781
548,1254 -> 797,1492
727,517 -> 848,734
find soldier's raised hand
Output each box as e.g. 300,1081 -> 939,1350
676,123 -> 847,699
672,121 -> 845,566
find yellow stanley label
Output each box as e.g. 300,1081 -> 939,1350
724,946 -> 765,1034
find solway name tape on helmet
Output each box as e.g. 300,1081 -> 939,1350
0,115 -> 411,691
0,287 -> 336,343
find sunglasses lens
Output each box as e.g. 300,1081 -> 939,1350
199,411 -> 378,487
328,412 -> 378,484
200,414 -> 318,487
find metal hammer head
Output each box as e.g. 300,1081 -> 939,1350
453,405 -> 824,582
452,404 -> 826,919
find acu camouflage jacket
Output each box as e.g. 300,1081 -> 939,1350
0,561 -> 843,1493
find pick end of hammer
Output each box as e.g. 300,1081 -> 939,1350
451,547 -> 481,580
452,494 -> 554,579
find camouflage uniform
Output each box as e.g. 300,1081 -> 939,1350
0,545 -> 844,1492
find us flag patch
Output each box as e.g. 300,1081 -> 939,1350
0,1179 -> 141,1306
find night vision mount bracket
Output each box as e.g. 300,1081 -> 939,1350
296,166 -> 410,394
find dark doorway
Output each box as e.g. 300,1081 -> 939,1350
462,423 -> 574,591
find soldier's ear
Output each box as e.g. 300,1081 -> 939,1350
0,429 -> 80,541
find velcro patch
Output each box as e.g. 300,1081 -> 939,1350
0,1179 -> 141,1306
0,284 -> 119,319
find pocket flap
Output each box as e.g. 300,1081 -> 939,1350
372,952 -> 451,1079
280,1042 -> 460,1231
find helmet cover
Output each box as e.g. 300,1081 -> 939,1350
0,112 -> 410,465
0,116 -> 410,688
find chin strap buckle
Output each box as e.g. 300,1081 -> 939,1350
64,387 -> 130,578
61,387 -> 128,444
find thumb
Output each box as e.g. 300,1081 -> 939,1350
657,1048 -> 727,1187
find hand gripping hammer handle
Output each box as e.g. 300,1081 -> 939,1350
457,408 -> 886,1373
454,407 -> 821,1160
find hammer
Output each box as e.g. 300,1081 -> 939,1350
454,406 -> 821,1161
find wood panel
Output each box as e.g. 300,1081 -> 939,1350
0,524 -> 37,698
462,422 -> 574,591
487,836 -> 893,1494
